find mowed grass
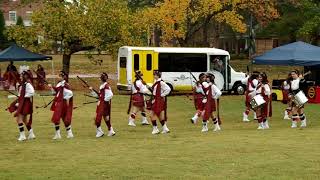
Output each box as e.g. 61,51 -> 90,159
0,92 -> 320,179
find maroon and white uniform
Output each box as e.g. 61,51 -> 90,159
95,82 -> 113,127
255,82 -> 272,128
202,82 -> 222,121
51,80 -> 73,127
194,84 -> 205,111
131,79 -> 148,108
242,77 -> 258,108
151,78 -> 171,117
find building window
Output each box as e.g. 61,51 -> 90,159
26,11 -> 33,20
9,11 -> 17,22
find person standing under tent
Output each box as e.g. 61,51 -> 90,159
48,71 -> 74,140
127,71 -> 150,127
150,70 -> 171,135
36,64 -> 46,90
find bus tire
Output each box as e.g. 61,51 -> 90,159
233,83 -> 246,95
272,93 -> 277,101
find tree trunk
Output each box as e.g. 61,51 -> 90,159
62,54 -> 71,74
202,23 -> 209,47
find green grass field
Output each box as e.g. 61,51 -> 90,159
0,92 -> 320,180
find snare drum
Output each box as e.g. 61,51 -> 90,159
250,94 -> 266,109
293,91 -> 308,108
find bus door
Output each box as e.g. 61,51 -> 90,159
210,55 -> 228,90
132,50 -> 157,84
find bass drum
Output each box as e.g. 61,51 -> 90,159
209,71 -> 225,90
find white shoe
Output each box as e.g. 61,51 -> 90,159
243,112 -> 250,122
128,119 -> 136,127
161,124 -> 170,134
300,120 -> 307,128
284,115 -> 290,120
263,120 -> 270,129
213,123 -> 221,132
18,132 -> 27,141
67,129 -> 74,139
141,117 -> 150,125
257,123 -> 264,130
53,130 -> 61,140
254,112 -> 257,120
27,129 -> 36,140
96,127 -> 104,138
283,111 -> 290,120
107,127 -> 116,137
191,114 -> 199,124
291,121 -> 297,128
152,126 -> 160,135
201,123 -> 208,132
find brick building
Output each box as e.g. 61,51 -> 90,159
0,0 -> 39,27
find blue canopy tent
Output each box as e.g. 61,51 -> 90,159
0,44 -> 52,61
0,44 -> 55,84
253,41 -> 320,66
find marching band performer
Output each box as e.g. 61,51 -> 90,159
91,72 -> 115,137
48,71 -> 74,140
127,71 -> 150,126
255,72 -> 272,130
241,71 -> 259,122
150,70 -> 171,135
190,73 -> 206,124
201,73 -> 222,132
282,73 -> 292,120
289,70 -> 307,128
7,71 -> 35,141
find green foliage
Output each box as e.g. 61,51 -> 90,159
0,10 -> 7,49
6,0 -> 147,73
16,16 -> 24,26
257,0 -> 320,45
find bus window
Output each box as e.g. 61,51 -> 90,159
210,55 -> 226,72
134,54 -> 139,70
120,57 -> 127,68
146,54 -> 152,71
158,53 -> 207,72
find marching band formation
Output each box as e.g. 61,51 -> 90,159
5,68 -> 310,141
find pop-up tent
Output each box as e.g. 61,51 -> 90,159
253,41 -> 320,66
0,44 -> 55,83
0,44 -> 52,61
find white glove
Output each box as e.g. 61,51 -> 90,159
15,103 -> 19,107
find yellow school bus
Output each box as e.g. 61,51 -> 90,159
117,46 -> 246,93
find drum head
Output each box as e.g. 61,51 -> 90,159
210,71 -> 224,90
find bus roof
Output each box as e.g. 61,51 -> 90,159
120,46 -> 229,55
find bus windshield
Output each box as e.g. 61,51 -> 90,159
159,53 -> 207,72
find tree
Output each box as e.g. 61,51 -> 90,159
0,10 -> 7,49
7,0 -> 145,73
140,0 -> 287,47
256,0 -> 319,45
16,16 -> 24,26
